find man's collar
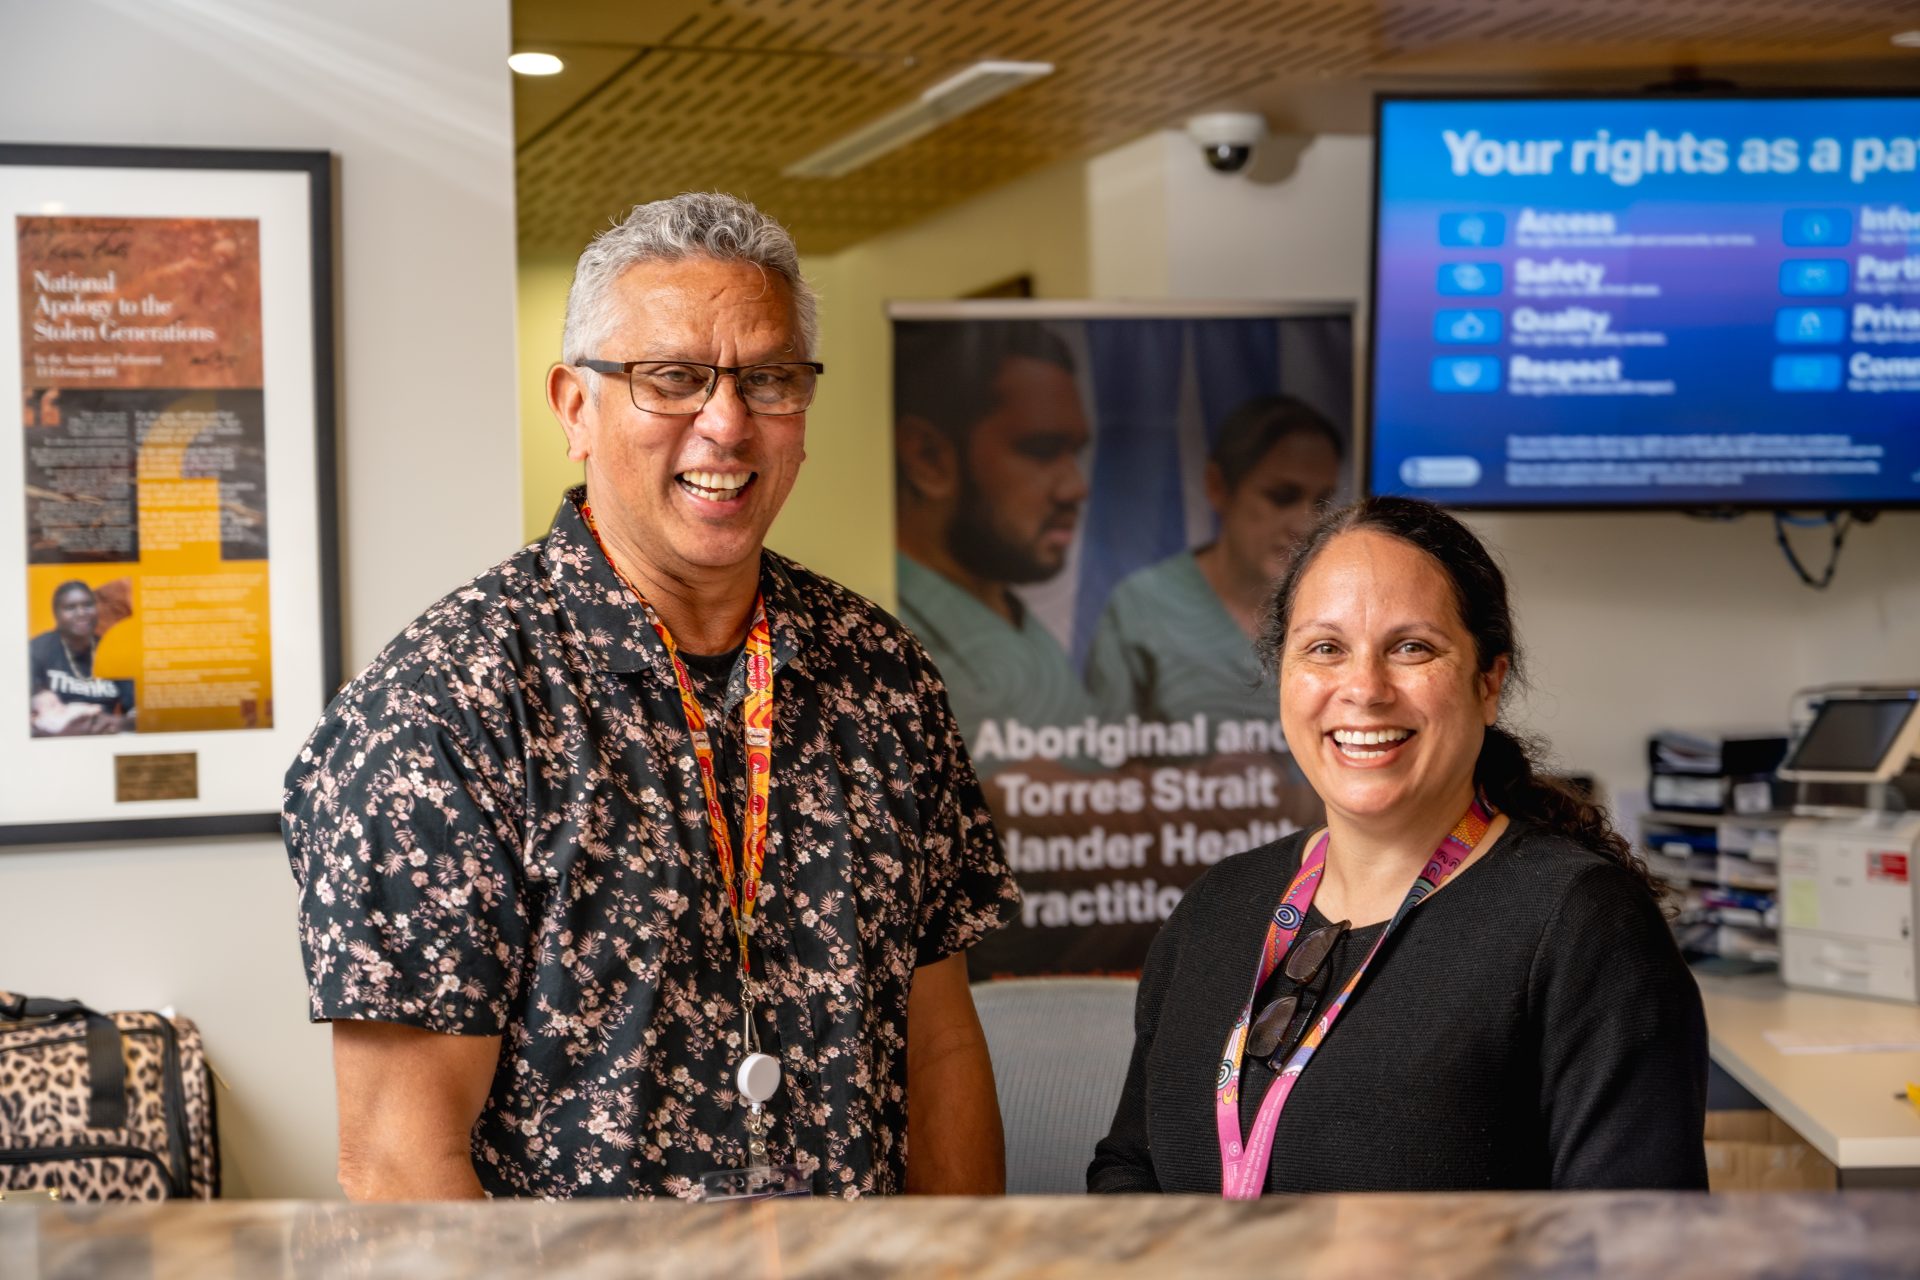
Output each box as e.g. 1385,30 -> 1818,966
757,552 -> 814,677
544,486 -> 814,682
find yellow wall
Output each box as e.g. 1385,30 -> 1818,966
515,156 -> 1092,607
519,250 -> 580,539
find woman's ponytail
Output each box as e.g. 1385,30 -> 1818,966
1476,725 -> 1666,907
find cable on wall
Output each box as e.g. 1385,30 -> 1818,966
1772,510 -> 1869,590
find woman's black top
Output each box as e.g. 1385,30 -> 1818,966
1087,819 -> 1709,1194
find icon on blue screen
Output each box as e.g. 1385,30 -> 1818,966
1782,209 -> 1853,248
1438,263 -> 1504,296
1434,309 -> 1503,344
1771,354 -> 1842,392
1779,260 -> 1849,297
1432,356 -> 1502,393
1775,307 -> 1846,344
1440,212 -> 1506,248
1399,456 -> 1484,488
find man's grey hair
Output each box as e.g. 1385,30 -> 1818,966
562,192 -> 817,368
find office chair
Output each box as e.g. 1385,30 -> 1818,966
971,976 -> 1139,1195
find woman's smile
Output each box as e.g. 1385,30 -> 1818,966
1327,726 -> 1415,763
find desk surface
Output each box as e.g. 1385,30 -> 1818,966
1698,973 -> 1920,1168
5,1193 -> 1920,1280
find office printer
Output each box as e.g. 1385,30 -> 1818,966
1777,685 -> 1920,1003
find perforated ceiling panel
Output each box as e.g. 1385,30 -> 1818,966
513,0 -> 1920,255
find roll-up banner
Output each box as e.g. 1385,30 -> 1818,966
890,300 -> 1356,975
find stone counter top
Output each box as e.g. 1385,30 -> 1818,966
3,1191 -> 1917,1278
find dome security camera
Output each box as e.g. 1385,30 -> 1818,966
1186,111 -> 1268,174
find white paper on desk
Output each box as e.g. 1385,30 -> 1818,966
1763,1028 -> 1920,1054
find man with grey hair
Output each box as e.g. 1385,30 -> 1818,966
285,192 -> 1018,1200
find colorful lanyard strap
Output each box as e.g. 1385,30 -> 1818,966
581,503 -> 775,981
1215,795 -> 1497,1200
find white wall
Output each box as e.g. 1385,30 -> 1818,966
0,0 -> 521,1198
1089,130 -> 1920,802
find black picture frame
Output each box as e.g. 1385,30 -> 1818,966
1,143 -> 339,845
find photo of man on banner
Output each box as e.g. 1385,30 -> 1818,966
892,307 -> 1355,976
894,322 -> 1096,736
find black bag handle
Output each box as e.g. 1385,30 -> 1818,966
0,993 -> 130,1131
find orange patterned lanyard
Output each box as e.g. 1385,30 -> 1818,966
581,503 -> 775,980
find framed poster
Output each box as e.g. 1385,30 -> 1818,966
1,144 -> 338,845
889,300 -> 1355,976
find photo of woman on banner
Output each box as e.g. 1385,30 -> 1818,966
1086,395 -> 1343,726
29,580 -> 135,736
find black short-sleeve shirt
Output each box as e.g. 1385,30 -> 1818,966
29,631 -> 130,713
284,488 -> 1018,1199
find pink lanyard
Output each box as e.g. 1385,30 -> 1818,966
1215,796 -> 1496,1199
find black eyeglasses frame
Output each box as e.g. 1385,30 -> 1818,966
572,357 -> 826,417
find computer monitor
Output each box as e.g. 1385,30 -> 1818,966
1776,690 -> 1920,783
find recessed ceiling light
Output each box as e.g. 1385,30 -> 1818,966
1893,30 -> 1920,47
509,52 -> 564,76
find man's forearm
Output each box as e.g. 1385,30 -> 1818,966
331,1021 -> 499,1202
338,1144 -> 484,1201
906,1013 -> 1006,1194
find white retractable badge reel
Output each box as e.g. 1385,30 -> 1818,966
692,997 -> 809,1200
736,997 -> 781,1168
737,1051 -> 782,1107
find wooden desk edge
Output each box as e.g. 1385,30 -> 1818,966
1708,1028 -> 1920,1169
1707,1027 -> 1845,1165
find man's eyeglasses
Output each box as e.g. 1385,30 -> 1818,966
1246,919 -> 1349,1067
574,358 -> 825,417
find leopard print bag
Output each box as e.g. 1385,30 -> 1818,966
0,990 -> 218,1200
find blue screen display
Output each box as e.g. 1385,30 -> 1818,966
1370,97 -> 1920,509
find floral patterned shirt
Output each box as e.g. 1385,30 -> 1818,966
283,488 -> 1017,1199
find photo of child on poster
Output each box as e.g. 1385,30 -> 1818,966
892,307 -> 1354,975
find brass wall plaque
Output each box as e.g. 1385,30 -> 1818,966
114,753 -> 199,803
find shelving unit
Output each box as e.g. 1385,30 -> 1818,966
1639,810 -> 1790,969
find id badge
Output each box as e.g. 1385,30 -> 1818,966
693,1163 -> 812,1201
693,1049 -> 809,1200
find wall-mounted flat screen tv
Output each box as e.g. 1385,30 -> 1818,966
1368,94 -> 1920,510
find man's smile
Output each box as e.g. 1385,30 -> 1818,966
676,469 -> 756,503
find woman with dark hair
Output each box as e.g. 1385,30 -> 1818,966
29,580 -> 134,736
1089,496 -> 1706,1195
1086,395 -> 1342,726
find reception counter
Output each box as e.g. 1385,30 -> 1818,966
5,1192 -> 1920,1278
